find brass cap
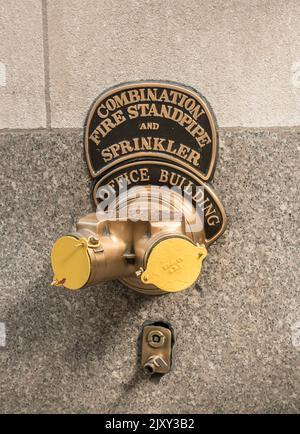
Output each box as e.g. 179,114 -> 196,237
141,237 -> 207,293
51,235 -> 91,290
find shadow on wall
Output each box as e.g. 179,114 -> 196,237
4,259 -> 155,409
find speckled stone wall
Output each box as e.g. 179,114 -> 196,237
0,128 -> 299,413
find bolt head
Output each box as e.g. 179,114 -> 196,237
89,236 -> 99,245
147,330 -> 165,348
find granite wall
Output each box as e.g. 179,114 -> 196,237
0,0 -> 299,413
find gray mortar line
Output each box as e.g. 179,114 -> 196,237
1,126 -> 300,135
0,127 -> 83,134
41,0 -> 51,129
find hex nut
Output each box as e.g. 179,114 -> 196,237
147,330 -> 166,348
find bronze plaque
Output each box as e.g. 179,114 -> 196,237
92,160 -> 226,246
85,81 -> 226,245
85,81 -> 217,182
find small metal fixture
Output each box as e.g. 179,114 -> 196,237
141,322 -> 174,375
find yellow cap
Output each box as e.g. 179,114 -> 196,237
51,235 -> 91,290
141,238 -> 207,293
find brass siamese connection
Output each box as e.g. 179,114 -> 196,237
51,187 -> 207,295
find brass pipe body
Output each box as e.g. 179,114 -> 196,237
51,187 -> 206,294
